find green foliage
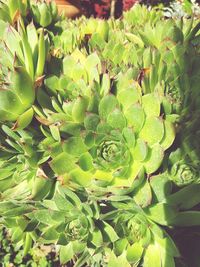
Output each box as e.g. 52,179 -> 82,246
0,226 -> 59,266
0,1 -> 200,266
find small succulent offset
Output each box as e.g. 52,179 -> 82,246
168,149 -> 200,186
167,113 -> 200,186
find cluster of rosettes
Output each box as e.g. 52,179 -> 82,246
41,54 -> 175,188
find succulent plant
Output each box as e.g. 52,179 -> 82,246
123,4 -> 163,27
0,18 -> 50,128
1,1 -> 200,266
0,66 -> 34,124
167,149 -> 200,186
84,19 -> 110,42
0,125 -> 37,200
34,51 -> 177,189
0,0 -> 28,24
0,19 -> 49,81
30,0 -> 58,28
99,195 -> 181,267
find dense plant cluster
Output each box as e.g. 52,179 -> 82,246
0,1 -> 200,266
0,226 -> 59,266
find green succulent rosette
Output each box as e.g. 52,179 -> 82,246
25,185 -> 94,246
0,124 -> 55,202
103,199 -> 180,267
0,18 -> 51,127
115,213 -> 152,247
0,0 -> 28,24
20,184 -> 120,265
0,66 -> 34,126
64,213 -> 90,242
170,161 -> 199,186
167,146 -> 200,186
37,54 -> 176,188
30,0 -> 58,28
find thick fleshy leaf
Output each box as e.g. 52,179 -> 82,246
11,228 -> 24,243
99,95 -> 118,119
163,184 -> 200,210
144,144 -> 164,174
2,205 -> 32,217
63,56 -> 76,76
96,122 -> 112,134
2,125 -> 20,141
33,210 -> 55,225
150,174 -> 172,202
160,120 -> 175,150
114,239 -> 129,256
154,236 -> 180,257
53,192 -> 74,211
125,32 -> 144,47
145,203 -> 178,226
140,116 -> 164,146
123,127 -> 135,148
32,176 -> 53,201
101,221 -> 119,242
59,186 -> 82,208
63,137 -> 87,157
143,244 -> 162,267
84,113 -> 100,131
107,109 -> 126,130
60,243 -> 74,264
85,52 -> 101,73
69,167 -> 92,186
126,243 -> 144,264
79,152 -> 94,171
42,227 -> 59,241
72,96 -> 89,123
89,228 -> 103,247
49,124 -> 60,142
50,152 -> 76,175
45,75 -> 59,92
125,104 -> 145,133
12,66 -> 34,106
117,88 -> 140,109
129,161 -> 143,181
134,179 -> 152,207
101,73 -> 110,95
108,252 -> 131,267
61,122 -> 82,136
168,212 -> 200,226
142,94 -> 160,117
132,138 -> 148,162
84,132 -> 95,148
0,90 -> 25,121
94,170 -> 113,182
72,63 -> 87,82
0,202 -> 19,213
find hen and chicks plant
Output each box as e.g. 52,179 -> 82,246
0,1 -> 200,266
